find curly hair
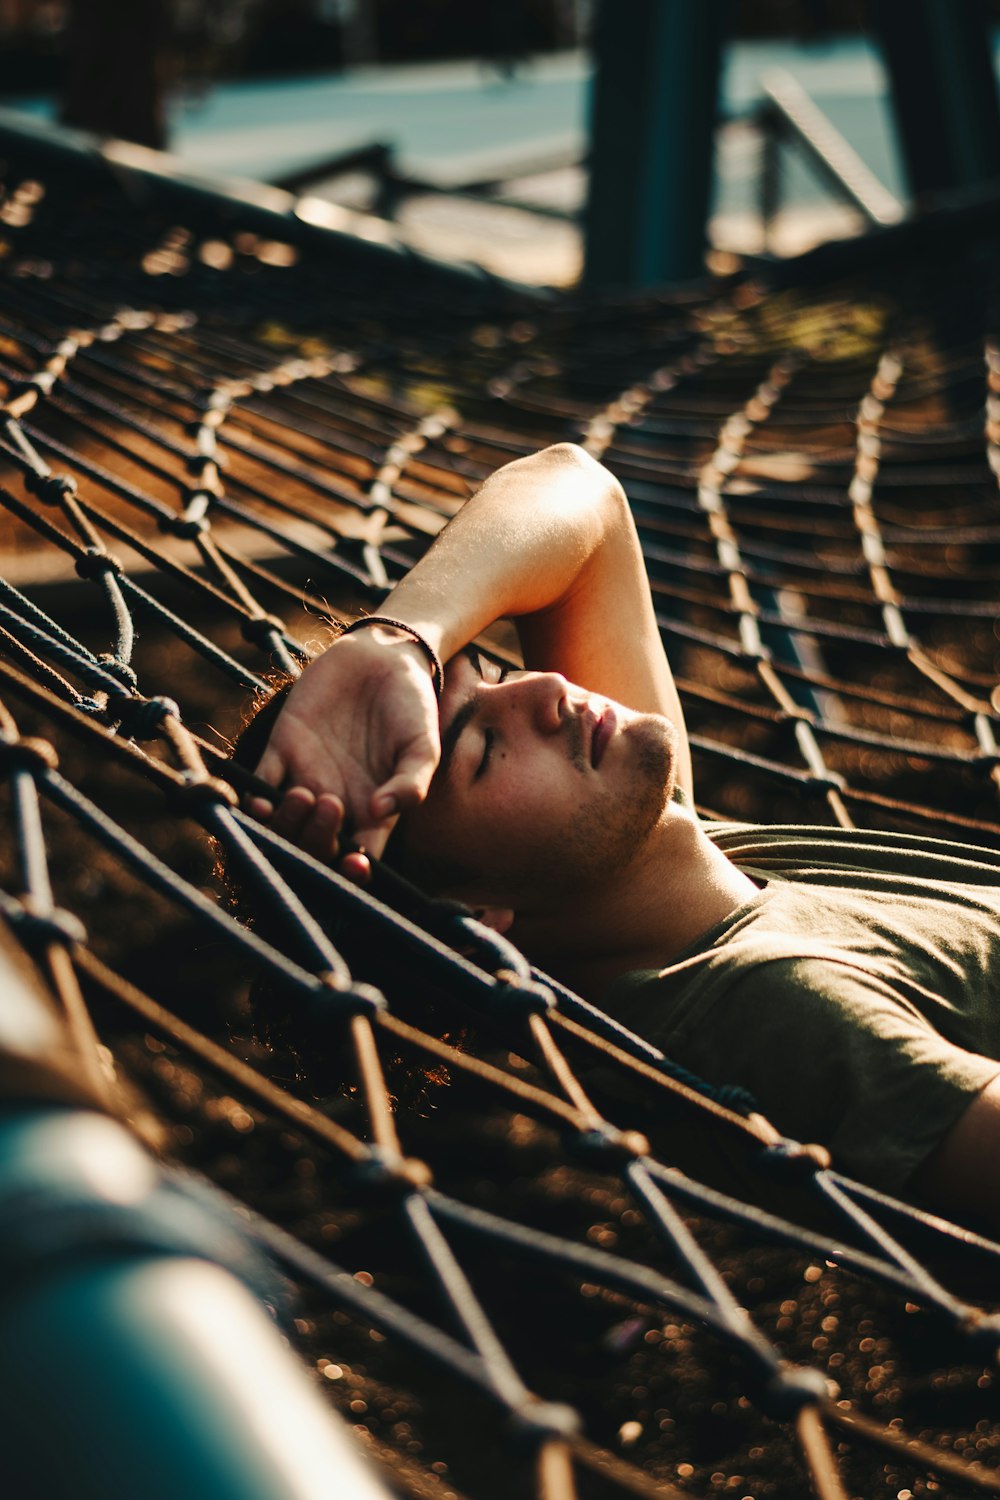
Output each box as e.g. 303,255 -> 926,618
225,676 -> 466,1100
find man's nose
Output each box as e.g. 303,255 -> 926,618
507,671 -> 568,734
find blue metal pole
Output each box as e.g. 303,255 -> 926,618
0,1107 -> 395,1500
0,907 -> 393,1500
583,0 -> 729,288
872,0 -> 1000,204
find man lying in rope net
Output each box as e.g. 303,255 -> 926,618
8,111 -> 1000,1493
240,440 -> 1000,1234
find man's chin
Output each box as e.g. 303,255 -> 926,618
629,712 -> 678,813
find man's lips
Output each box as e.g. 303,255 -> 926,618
590,704 -> 616,768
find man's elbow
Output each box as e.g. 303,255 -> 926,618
531,442 -> 608,479
534,443 -> 627,509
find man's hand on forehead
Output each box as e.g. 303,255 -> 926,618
242,439 -> 691,871
248,623 -> 443,871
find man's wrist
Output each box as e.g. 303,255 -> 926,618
339,614 -> 444,696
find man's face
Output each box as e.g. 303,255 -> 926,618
396,651 -> 677,909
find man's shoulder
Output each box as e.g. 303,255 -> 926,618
612,940 -> 873,1012
699,816 -> 1000,886
600,907 -> 877,1065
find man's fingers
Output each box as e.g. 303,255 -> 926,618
371,732 -> 440,817
372,763 -> 436,819
312,792 -> 344,835
299,794 -> 344,862
271,786 -> 316,839
338,851 -> 372,887
254,745 -> 287,790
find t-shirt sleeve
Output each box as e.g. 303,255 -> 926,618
647,957 -> 1000,1191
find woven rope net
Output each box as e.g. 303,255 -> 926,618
3,134 -> 1000,1500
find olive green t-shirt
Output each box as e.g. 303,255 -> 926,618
601,815 -> 1000,1190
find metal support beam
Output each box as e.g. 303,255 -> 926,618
757,68 -> 904,244
871,0 -> 1000,203
584,0 -> 729,288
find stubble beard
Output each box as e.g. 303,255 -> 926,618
518,712 -> 678,900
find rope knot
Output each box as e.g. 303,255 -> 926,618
508,1400 -> 581,1447
23,469 -> 78,505
0,734 -> 58,775
757,1365 -> 828,1421
350,1147 -> 433,1197
116,694 -> 180,741
169,771 -> 240,815
715,1082 -> 760,1115
573,1124 -> 650,1164
75,696 -> 106,718
96,655 -> 139,692
492,967 -> 555,1017
315,976 -> 386,1018
759,1139 -> 832,1180
241,613 -> 287,650
160,512 -> 210,539
6,899 -> 87,951
810,771 -> 847,793
5,376 -> 36,404
75,546 -> 124,582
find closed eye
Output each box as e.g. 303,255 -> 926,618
469,651 -> 514,777
476,727 -> 495,779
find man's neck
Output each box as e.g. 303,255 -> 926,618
518,802 -> 760,999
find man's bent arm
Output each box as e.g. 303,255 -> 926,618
909,1074 -> 1000,1233
252,444 -> 690,856
382,444 -> 689,763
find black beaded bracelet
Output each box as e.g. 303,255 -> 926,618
339,614 -> 444,698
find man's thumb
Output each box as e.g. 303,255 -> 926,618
373,765 -> 433,818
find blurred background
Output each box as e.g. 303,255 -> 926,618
0,0 -> 997,285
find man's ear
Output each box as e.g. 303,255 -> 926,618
472,904 -> 515,935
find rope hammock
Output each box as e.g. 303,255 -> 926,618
3,123 -> 1000,1500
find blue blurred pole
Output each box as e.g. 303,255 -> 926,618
583,0 -> 729,288
0,903 -> 393,1500
872,0 -> 1000,203
0,1108 -> 395,1500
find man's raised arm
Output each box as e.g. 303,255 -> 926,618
250,443 -> 690,859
